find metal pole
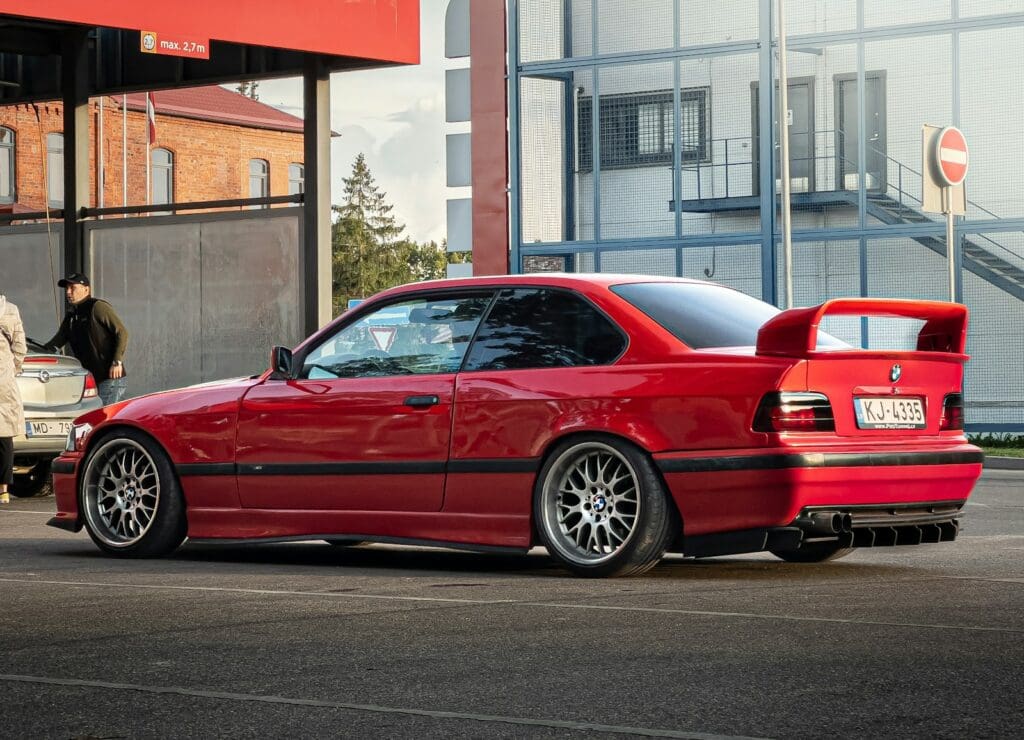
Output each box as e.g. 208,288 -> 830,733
98,97 -> 104,211
122,94 -> 127,209
945,187 -> 956,301
776,0 -> 794,308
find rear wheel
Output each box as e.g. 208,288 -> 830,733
10,461 -> 50,498
534,437 -> 675,578
79,429 -> 187,557
770,542 -> 853,563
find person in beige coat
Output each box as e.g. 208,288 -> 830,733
0,294 -> 27,504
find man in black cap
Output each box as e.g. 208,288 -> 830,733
45,273 -> 129,406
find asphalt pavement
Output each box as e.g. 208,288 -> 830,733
0,470 -> 1021,739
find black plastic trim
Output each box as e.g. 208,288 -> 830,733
657,450 -> 984,474
237,461 -> 447,476
177,463 -> 236,476
46,516 -> 81,532
188,534 -> 530,555
51,459 -> 76,475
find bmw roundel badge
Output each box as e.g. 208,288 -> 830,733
890,364 -> 902,383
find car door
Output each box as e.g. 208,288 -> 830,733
235,292 -> 493,511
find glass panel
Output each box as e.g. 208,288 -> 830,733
303,294 -> 492,378
0,138 -> 12,202
864,0 -> 951,26
595,62 -> 676,239
679,53 -> 759,235
960,0 -> 1024,16
519,0 -> 593,61
520,75 -> 569,243
599,247 -> 677,275
680,0 -> 757,47
0,227 -> 63,339
864,35 -> 951,227
961,230 -> 1024,427
464,288 -> 625,370
784,0 -> 856,36
597,0 -> 674,55
960,26 -> 1024,221
683,243 -> 763,299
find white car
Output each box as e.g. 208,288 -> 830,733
12,339 -> 102,497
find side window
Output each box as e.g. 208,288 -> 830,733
299,293 -> 493,379
463,289 -> 626,371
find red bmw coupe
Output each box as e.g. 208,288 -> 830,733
49,275 -> 982,577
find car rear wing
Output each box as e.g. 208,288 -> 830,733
756,298 -> 969,357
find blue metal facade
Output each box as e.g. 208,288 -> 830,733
509,0 -> 1024,431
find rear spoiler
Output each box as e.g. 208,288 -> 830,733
756,298 -> 968,357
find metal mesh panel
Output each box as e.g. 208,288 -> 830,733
962,231 -> 1024,426
597,0 -> 673,55
89,213 -> 302,397
0,226 -> 63,340
775,239 -> 861,344
960,25 -> 1024,221
960,0 -> 1024,17
784,0 -> 856,36
864,237 -> 947,351
684,243 -> 762,299
520,75 -> 567,244
594,63 -> 676,240
680,0 -> 757,47
864,0 -> 951,26
518,0 -> 563,63
864,35 -> 952,224
679,53 -> 760,235
599,247 -> 676,275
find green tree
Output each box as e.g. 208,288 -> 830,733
332,154 -> 410,313
236,81 -> 260,100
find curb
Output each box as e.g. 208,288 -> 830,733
983,456 -> 1024,470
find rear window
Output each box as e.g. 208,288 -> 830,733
611,282 -> 849,350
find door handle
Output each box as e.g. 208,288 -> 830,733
404,395 -> 440,408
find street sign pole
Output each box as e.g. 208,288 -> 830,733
945,187 -> 956,301
922,125 -> 968,303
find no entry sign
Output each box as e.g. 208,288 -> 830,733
934,126 -> 969,186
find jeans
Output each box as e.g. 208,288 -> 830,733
98,377 -> 127,406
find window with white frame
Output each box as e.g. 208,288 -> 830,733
288,163 -> 304,195
249,158 -> 269,203
0,127 -> 14,203
152,148 -> 174,205
46,133 -> 64,207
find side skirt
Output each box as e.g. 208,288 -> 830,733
187,533 -> 530,556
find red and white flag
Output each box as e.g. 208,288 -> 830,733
146,92 -> 157,145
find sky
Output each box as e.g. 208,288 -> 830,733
254,2 -> 455,245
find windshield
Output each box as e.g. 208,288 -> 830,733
611,282 -> 850,350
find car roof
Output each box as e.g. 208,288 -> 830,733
371,273 -> 709,300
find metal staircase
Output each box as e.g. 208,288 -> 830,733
671,130 -> 1024,302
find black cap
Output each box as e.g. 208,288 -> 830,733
58,273 -> 90,288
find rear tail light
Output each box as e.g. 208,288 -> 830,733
939,393 -> 964,431
24,357 -> 59,364
82,373 -> 99,400
754,392 -> 835,433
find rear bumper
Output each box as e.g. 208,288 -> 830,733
655,445 -> 983,538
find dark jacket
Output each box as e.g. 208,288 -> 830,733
46,297 -> 129,383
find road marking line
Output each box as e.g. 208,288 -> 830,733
0,577 -> 1019,634
0,673 -> 765,740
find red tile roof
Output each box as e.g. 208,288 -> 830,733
123,86 -> 303,133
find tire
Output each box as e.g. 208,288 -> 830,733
770,542 -> 854,563
79,429 -> 187,558
10,461 -> 50,498
534,436 -> 676,578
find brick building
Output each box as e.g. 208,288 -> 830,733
0,85 -> 304,213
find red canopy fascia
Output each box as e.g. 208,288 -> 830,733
0,0 -> 419,64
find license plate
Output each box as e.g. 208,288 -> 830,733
25,420 -> 74,438
854,397 -> 926,429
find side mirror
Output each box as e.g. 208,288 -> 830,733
270,346 -> 293,379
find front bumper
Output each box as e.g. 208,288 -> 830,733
48,455 -> 83,532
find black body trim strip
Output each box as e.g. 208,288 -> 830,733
447,458 -> 540,474
51,459 -> 76,475
237,461 -> 447,476
657,450 -> 984,474
177,463 -> 237,476
188,534 -> 530,555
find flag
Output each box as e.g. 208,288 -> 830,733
146,92 -> 157,145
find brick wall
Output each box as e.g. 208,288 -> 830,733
0,97 -> 303,211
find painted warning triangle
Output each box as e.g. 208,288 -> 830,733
369,326 -> 396,352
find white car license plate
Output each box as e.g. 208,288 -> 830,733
25,420 -> 74,438
854,397 -> 925,429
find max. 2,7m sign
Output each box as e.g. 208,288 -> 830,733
140,31 -> 210,60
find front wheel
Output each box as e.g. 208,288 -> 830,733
770,542 -> 854,563
534,437 -> 676,578
79,429 -> 187,557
